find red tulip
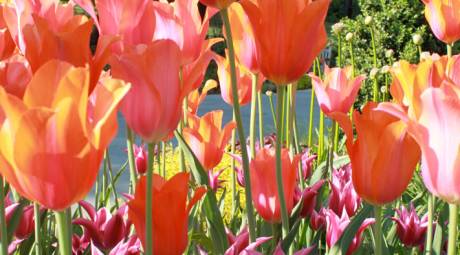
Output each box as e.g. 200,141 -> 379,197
240,0 -> 330,85
0,54 -> 32,98
250,148 -> 300,223
391,204 -> 428,247
127,173 -> 206,254
309,66 -> 365,114
183,110 -> 236,170
110,40 -> 183,142
0,60 -> 129,210
422,0 -> 460,44
336,103 -> 421,205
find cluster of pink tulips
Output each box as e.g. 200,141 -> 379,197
0,0 -> 459,254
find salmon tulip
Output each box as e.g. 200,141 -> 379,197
0,60 -> 130,210
127,173 -> 206,254
216,53 -> 264,106
240,0 -> 329,85
183,110 -> 236,170
0,54 -> 32,98
309,66 -> 365,115
422,0 -> 460,44
336,102 -> 421,205
250,148 -> 300,223
110,40 -> 183,142
378,82 -> 460,204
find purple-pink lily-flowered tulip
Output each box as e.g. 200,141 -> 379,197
133,144 -> 147,175
273,243 -> 315,255
300,148 -> 317,180
92,235 -> 142,255
329,164 -> 361,217
310,208 -> 327,231
325,209 -> 375,255
209,168 -> 226,192
293,180 -> 325,218
391,204 -> 428,247
229,153 -> 246,187
72,234 -> 90,255
73,201 -> 131,251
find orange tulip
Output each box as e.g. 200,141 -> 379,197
199,0 -> 235,9
250,148 -> 300,223
216,53 -> 264,106
187,79 -> 218,115
309,66 -> 365,115
183,110 -> 236,170
228,2 -> 258,73
336,102 -> 421,205
0,6 -> 15,61
0,54 -> 32,98
0,60 -> 129,210
128,173 -> 206,254
422,0 -> 460,44
110,40 -> 183,143
239,0 -> 329,85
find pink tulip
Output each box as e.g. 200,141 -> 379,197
92,235 -> 142,255
72,234 -> 90,255
378,82 -> 460,204
391,204 -> 428,247
133,144 -> 147,175
228,153 -> 246,188
208,169 -> 226,192
300,148 -> 317,180
273,243 -> 315,255
73,201 -> 130,251
293,180 -> 325,218
309,66 -> 365,115
325,209 -> 375,255
328,164 -> 362,217
310,208 -> 327,231
5,203 -> 38,240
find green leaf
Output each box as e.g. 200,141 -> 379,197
7,199 -> 26,243
432,221 -> 443,255
281,219 -> 301,252
175,131 -> 229,253
329,204 -> 373,255
310,155 -> 349,186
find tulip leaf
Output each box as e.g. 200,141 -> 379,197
7,199 -> 26,243
329,203 -> 373,255
432,220 -> 443,255
310,155 -> 349,186
281,219 -> 301,252
175,131 -> 229,253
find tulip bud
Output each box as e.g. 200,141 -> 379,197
301,148 -> 317,180
391,204 -> 428,247
412,34 -> 423,45
385,49 -> 394,58
345,32 -> 354,42
328,164 -> 362,217
369,68 -> 379,79
380,86 -> 387,94
294,180 -> 325,218
364,16 -> 373,25
310,208 -> 326,231
133,144 -> 147,175
332,22 -> 345,34
208,169 -> 225,192
265,90 -> 273,97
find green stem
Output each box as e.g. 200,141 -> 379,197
145,143 -> 156,255
318,111 -> 325,161
333,121 -> 339,152
126,126 -> 137,192
0,178 -> 7,255
257,91 -> 264,145
425,194 -> 434,255
373,206 -> 383,255
308,85 -> 315,147
34,203 -> 42,255
349,41 -> 356,77
337,34 -> 342,67
418,46 -> 423,60
370,26 -> 379,102
275,86 -> 290,237
54,210 -> 71,255
448,204 -> 458,255
250,74 -> 258,158
221,8 -> 257,242
230,111 -> 237,217
268,94 -> 277,129
285,84 -> 291,148
447,44 -> 453,58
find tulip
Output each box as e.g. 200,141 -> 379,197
300,148 -> 316,180
199,0 -> 235,9
227,3 -> 258,73
250,148 -> 300,223
228,153 -> 245,187
273,243 -> 315,255
133,144 -> 147,175
336,102 -> 421,205
5,203 -> 36,240
310,208 -> 327,231
293,180 -> 325,218
188,79 -> 217,114
127,173 -> 206,254
183,110 -> 236,170
422,0 -> 460,44
0,6 -> 15,61
325,209 -> 375,255
391,204 -> 428,247
328,164 -> 362,217
208,168 -> 226,192
239,0 -> 330,85
0,60 -> 129,210
378,82 -> 460,204
216,53 -> 264,106
109,236 -> 142,255
309,66 -> 365,115
110,40 -> 182,142
73,201 -> 130,251
72,234 -> 90,255
0,54 -> 32,98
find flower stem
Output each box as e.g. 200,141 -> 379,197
230,111 -> 237,216
257,91 -> 264,145
0,177 -> 7,255
333,121 -> 339,152
275,86 -> 290,238
373,206 -> 383,255
250,74 -> 258,158
221,8 -> 257,242
145,143 -> 156,255
126,126 -> 137,192
425,194 -> 434,255
447,44 -> 453,58
54,210 -> 71,255
34,203 -> 42,255
448,204 -> 458,255
370,26 -> 379,102
268,93 -> 277,128
308,85 -> 315,148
